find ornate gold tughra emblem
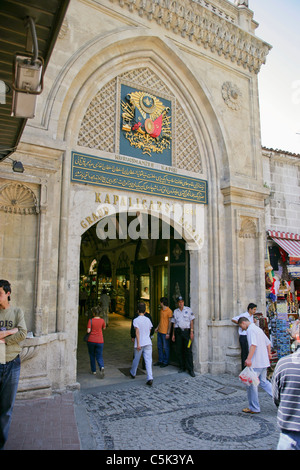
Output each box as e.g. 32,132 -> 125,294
121,91 -> 171,157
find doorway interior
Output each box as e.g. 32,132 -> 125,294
77,212 -> 190,384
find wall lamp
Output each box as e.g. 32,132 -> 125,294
12,161 -> 25,173
11,17 -> 44,119
6,157 -> 25,173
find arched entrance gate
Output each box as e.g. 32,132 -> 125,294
60,47 -> 221,387
3,0 -> 271,396
54,22 -> 267,391
75,198 -> 203,378
79,210 -> 192,326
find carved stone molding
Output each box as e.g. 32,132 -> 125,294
58,18 -> 69,39
234,0 -> 248,7
222,81 -> 242,110
108,0 -> 271,73
20,345 -> 39,362
239,217 -> 258,238
0,182 -> 39,215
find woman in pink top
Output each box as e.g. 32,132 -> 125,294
86,306 -> 106,378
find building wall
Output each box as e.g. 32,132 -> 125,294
263,148 -> 300,233
0,0 -> 272,396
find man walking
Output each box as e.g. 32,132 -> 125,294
272,327 -> 300,450
99,288 -> 110,326
0,280 -> 27,450
154,297 -> 173,368
171,296 -> 195,377
238,317 -> 272,414
232,303 -> 257,370
130,302 -> 153,386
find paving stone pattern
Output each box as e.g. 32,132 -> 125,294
76,373 -> 279,451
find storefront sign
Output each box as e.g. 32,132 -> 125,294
71,152 -> 208,204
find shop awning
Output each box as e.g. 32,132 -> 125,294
267,230 -> 300,260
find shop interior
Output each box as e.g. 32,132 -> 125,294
77,213 -> 190,379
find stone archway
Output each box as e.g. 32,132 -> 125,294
75,203 -> 198,382
52,33 -> 230,386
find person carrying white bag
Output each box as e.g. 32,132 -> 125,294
238,317 -> 273,414
239,366 -> 260,387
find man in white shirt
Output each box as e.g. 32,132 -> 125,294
238,317 -> 273,414
130,302 -> 153,386
232,303 -> 257,370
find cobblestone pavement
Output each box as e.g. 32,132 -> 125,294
6,313 -> 279,451
74,371 -> 279,451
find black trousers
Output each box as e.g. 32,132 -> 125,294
239,335 -> 249,370
174,328 -> 194,372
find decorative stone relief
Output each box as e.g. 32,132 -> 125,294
222,82 -> 242,111
0,182 -> 39,214
239,217 -> 258,238
20,345 -> 39,362
109,0 -> 271,73
234,0 -> 249,7
78,67 -> 202,173
58,18 -> 69,39
78,79 -> 116,153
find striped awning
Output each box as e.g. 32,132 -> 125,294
267,230 -> 300,259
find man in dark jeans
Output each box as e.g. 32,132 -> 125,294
0,280 -> 27,450
171,296 -> 195,377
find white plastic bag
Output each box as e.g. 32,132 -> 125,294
239,366 -> 260,387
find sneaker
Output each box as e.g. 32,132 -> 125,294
100,368 -> 104,379
129,371 -> 135,379
146,380 -> 153,386
90,371 -> 96,375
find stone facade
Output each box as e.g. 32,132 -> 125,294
263,148 -> 300,234
0,0 -> 273,397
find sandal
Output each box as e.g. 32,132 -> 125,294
242,408 -> 259,414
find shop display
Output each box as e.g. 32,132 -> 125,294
265,238 -> 300,369
270,315 -> 290,360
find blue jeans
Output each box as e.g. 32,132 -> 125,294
130,344 -> 153,381
87,342 -> 104,372
157,332 -> 170,365
0,355 -> 21,450
247,367 -> 273,412
277,431 -> 300,450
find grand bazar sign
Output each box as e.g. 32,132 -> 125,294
79,190 -> 205,251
